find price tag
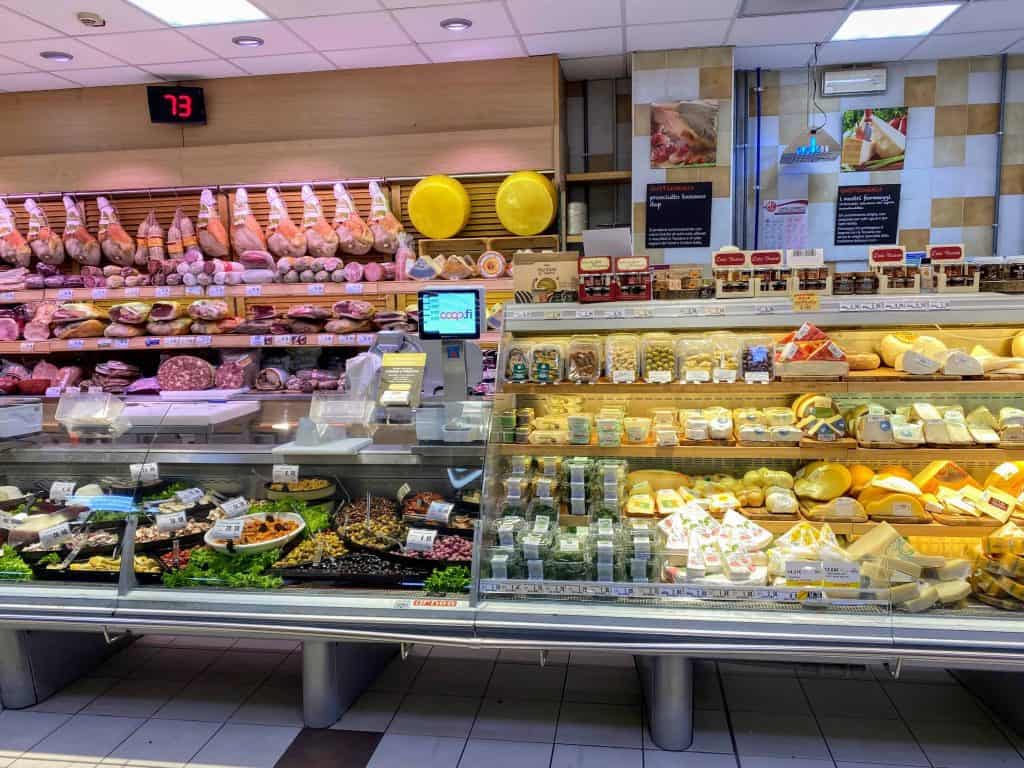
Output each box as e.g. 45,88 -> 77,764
39,522 -> 72,550
50,481 -> 76,502
195,335 -> 212,347
207,285 -> 226,297
56,288 -> 73,300
155,286 -> 172,298
220,496 -> 250,518
96,338 -> 112,348
272,464 -> 299,483
611,370 -> 635,384
792,292 -> 821,312
703,304 -> 726,316
685,369 -> 711,383
336,334 -> 354,345
178,336 -> 195,347
245,285 -> 262,297
175,487 -> 204,504
211,518 -> 244,541
185,286 -> 203,296
755,304 -> 775,314
130,462 -> 160,483
250,335 -> 266,346
406,528 -> 437,552
19,342 -> 34,352
0,512 -> 17,530
426,501 -> 453,525
713,368 -> 738,383
345,283 -> 363,295
45,387 -> 62,397
647,370 -> 673,384
90,288 -> 108,299
744,371 -> 771,384
356,333 -> 375,346
67,339 -> 85,350
124,287 -> 141,297
396,483 -> 411,503
317,334 -> 335,345
307,284 -> 325,295
575,309 -> 594,320
0,292 -> 14,302
156,510 -> 187,533
114,338 -> 130,349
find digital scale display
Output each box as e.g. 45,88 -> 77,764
418,289 -> 482,339
147,85 -> 206,124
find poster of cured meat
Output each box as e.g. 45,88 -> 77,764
650,100 -> 719,169
841,107 -> 907,172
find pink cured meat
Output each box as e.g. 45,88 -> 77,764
0,317 -> 20,341
157,355 -> 215,391
30,360 -> 58,383
23,321 -> 51,341
215,351 -> 258,389
55,366 -> 82,388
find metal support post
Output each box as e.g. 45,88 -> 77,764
639,654 -> 694,751
302,640 -> 396,728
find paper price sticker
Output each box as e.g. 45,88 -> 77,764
96,338 -> 113,348
0,292 -> 14,301
50,481 -> 76,502
195,335 -> 212,347
250,335 -> 266,346
648,370 -> 673,384
396,483 -> 411,503
212,518 -> 244,540
426,501 -> 453,524
245,285 -> 262,296
156,511 -> 188,533
744,371 -> 770,384
345,283 -> 363,295
185,286 -> 203,296
124,287 -> 141,297
272,464 -> 299,483
684,369 -> 710,383
91,288 -> 108,299
792,292 -> 821,312
317,334 -> 335,345
0,512 -> 17,530
19,342 -> 34,352
611,370 -> 635,384
175,487 -> 204,504
39,522 -> 72,550
129,462 -> 159,483
356,333 -> 376,346
306,284 -> 325,295
114,338 -> 130,349
155,286 -> 172,298
207,285 -> 226,297
575,309 -> 594,319
220,497 -> 250,518
406,528 -> 437,552
67,339 -> 85,350
56,288 -> 73,300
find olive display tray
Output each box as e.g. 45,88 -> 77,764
134,530 -> 209,554
342,539 -> 472,571
32,564 -> 163,584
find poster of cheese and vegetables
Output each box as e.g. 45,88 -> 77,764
841,107 -> 907,172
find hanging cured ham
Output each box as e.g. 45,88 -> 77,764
61,197 -> 100,266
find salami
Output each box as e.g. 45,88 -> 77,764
215,351 -> 258,389
157,355 -> 215,391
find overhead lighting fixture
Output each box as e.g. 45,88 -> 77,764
125,0 -> 267,27
832,3 -> 959,41
440,17 -> 473,31
40,50 -> 74,62
232,35 -> 264,47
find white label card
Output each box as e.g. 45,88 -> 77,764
396,483 -> 411,503
56,288 -> 73,300
307,284 -> 325,295
67,339 -> 85,350
156,511 -> 188,533
212,519 -> 244,540
426,501 -> 453,524
155,286 -> 171,298
129,462 -> 159,483
90,288 -> 107,299
245,285 -> 263,296
175,487 -> 204,504
195,335 -> 212,347
250,335 -> 266,346
220,497 -> 250,518
273,464 -> 299,483
647,370 -> 673,384
0,512 -> 17,530
19,342 -> 34,352
611,370 -> 635,384
185,286 -> 202,296
114,339 -> 130,349
713,368 -> 738,383
50,481 -> 76,502
39,522 -> 72,550
406,528 -> 437,552
744,371 -> 771,384
207,286 -> 225,297
0,292 -> 14,301
124,287 -> 141,297
685,369 -> 711,383
345,284 -> 363,294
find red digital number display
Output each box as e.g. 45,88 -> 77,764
162,93 -> 192,119
148,86 -> 205,124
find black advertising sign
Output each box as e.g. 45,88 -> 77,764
834,184 -> 901,246
645,182 -> 712,249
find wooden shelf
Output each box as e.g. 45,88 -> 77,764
566,171 -> 632,183
565,235 -> 583,244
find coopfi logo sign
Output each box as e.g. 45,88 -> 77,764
438,310 -> 472,321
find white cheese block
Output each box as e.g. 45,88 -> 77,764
859,414 -> 895,445
969,425 -> 1000,445
708,416 -> 732,441
912,402 -> 942,422
899,584 -> 939,612
897,350 -> 941,375
879,555 -> 923,578
737,424 -> 770,443
861,560 -> 896,587
945,418 -> 974,445
846,522 -> 901,562
930,579 -> 970,604
967,406 -> 998,429
941,350 -> 983,376
1000,407 -> 1024,429
923,419 -> 952,445
893,421 -> 925,445
770,425 -> 802,444
890,581 -> 922,603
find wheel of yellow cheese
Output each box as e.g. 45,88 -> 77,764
407,175 -> 471,239
495,171 -> 556,236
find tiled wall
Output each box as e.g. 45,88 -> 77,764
746,55 -> 1024,262
631,47 -> 734,263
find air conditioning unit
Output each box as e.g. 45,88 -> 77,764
822,67 -> 887,96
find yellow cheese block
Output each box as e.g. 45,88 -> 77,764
628,470 -> 690,492
985,462 -> 1024,496
890,581 -> 922,603
864,493 -> 929,522
913,460 -> 978,494
899,584 -> 939,612
407,175 -> 471,239
793,463 -> 852,501
495,171 -> 557,236
846,522 -> 901,562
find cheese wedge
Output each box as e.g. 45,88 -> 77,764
890,581 -> 922,603
846,522 -> 901,561
899,584 -> 939,612
930,579 -> 970,604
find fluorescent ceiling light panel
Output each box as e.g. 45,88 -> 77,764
126,0 -> 267,27
832,3 -> 959,40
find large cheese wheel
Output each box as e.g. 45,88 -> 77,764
407,175 -> 471,239
495,171 -> 556,236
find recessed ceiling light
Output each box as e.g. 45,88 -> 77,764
125,0 -> 267,27
440,17 -> 473,31
832,3 -> 960,41
232,35 -> 264,47
40,50 -> 74,63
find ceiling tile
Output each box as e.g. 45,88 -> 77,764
285,12 -> 410,49
421,36 -> 523,62
181,20 -> 311,57
741,0 -> 852,12
323,45 -> 428,69
0,6 -> 63,41
253,0 -> 382,17
625,0 -> 739,25
733,43 -> 813,69
905,29 -> 1021,59
1009,35 -> 1024,54
857,0 -> 952,5
392,1 -> 514,42
729,10 -> 847,45
0,71 -> 77,91
0,0 -> 166,35
61,65 -> 161,86
524,27 -> 622,58
507,0 -> 621,34
626,19 -> 729,51
816,36 -> 924,65
936,0 -> 1023,34
380,0 -> 470,7
231,51 -> 333,75
560,54 -> 627,81
0,53 -> 32,73
84,29 -> 215,64
141,58 -> 247,80
0,38 -> 124,69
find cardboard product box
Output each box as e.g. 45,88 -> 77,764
512,252 -> 579,303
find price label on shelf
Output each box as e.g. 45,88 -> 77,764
185,286 -> 202,296
0,292 -> 14,302
207,285 -> 225,297
220,497 -> 250,518
156,511 -> 188,533
754,304 -> 776,315
272,464 -> 299,483
211,518 -> 244,541
175,487 -> 204,504
155,286 -> 172,298
611,370 -> 635,384
306,284 -> 325,295
39,522 -> 72,550
791,293 -> 820,312
124,287 -> 141,298
178,336 -> 196,347
317,334 -> 335,345
395,483 -> 411,503
19,342 -> 33,352
575,309 -> 594,320
96,338 -> 112,348
406,528 -> 436,552
50,481 -> 76,502
713,368 -> 737,383
245,285 -> 262,297
250,335 -> 266,347
129,462 -> 160,483
0,512 -> 17,530
684,369 -> 710,383
67,339 -> 85,350
702,304 -> 726,316
114,338 -> 130,349
195,335 -> 212,347
90,288 -> 108,300
425,501 -> 453,525
337,334 -> 356,345
56,288 -> 73,300
345,283 -> 363,295
355,333 -> 376,346
744,371 -> 771,384
647,370 -> 673,384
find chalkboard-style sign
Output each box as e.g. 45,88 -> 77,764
645,182 -> 712,249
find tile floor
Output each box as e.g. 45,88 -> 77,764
1,636 -> 1022,768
